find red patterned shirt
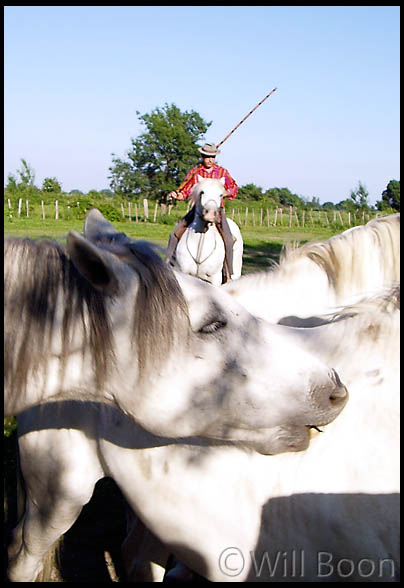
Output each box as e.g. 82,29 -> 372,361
176,163 -> 238,203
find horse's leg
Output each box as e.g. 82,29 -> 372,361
121,508 -> 170,581
7,429 -> 103,582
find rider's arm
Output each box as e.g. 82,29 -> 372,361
222,170 -> 238,200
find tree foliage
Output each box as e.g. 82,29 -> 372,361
109,103 -> 211,201
5,159 -> 40,200
42,177 -> 62,194
376,179 -> 400,212
350,181 -> 370,210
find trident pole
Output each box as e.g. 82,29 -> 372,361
216,87 -> 277,148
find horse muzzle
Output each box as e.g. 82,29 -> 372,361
203,208 -> 219,224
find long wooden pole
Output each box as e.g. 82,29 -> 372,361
217,88 -> 277,148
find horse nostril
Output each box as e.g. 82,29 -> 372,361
329,369 -> 348,402
330,384 -> 348,402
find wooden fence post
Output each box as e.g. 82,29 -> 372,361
120,203 -> 125,218
18,198 -> 22,217
41,201 -> 45,220
245,207 -> 248,226
128,201 -> 132,221
273,208 -> 278,226
153,201 -> 158,223
260,208 -> 263,226
55,201 -> 59,220
289,206 -> 293,228
135,203 -> 139,222
302,210 -> 305,228
7,198 -> 11,210
26,200 -> 29,218
266,208 -> 270,228
143,199 -> 149,221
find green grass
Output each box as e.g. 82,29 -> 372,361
4,216 -> 345,275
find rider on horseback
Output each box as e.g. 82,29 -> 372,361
165,143 -> 238,282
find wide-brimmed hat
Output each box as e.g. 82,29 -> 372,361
198,142 -> 220,157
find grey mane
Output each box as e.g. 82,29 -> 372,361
82,231 -> 190,378
4,235 -> 189,403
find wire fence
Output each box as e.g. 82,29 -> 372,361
5,196 -> 383,229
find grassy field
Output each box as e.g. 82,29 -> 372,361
4,215 -> 344,274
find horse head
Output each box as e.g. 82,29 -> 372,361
191,176 -> 226,224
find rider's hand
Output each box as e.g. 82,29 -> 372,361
167,191 -> 178,202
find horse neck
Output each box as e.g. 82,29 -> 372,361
226,256 -> 334,323
291,307 -> 400,383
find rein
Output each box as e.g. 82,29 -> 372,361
185,224 -> 219,278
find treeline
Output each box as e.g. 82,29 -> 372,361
237,181 -> 400,214
4,100 -> 400,217
4,157 -> 400,225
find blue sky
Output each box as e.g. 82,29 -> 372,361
4,6 -> 400,205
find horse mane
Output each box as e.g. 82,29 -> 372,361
86,232 -> 190,378
283,214 -> 400,301
324,284 -> 400,323
4,235 -> 190,403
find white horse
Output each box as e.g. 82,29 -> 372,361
5,211 -> 347,453
175,177 -> 243,285
224,213 -> 400,323
8,286 -> 400,582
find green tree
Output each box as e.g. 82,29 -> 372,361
17,158 -> 36,187
5,159 -> 39,200
265,187 -> 302,208
42,177 -> 62,193
376,180 -> 400,212
238,183 -> 265,201
109,103 -> 211,201
337,198 -> 356,212
99,188 -> 114,198
5,173 -> 18,194
350,181 -> 370,210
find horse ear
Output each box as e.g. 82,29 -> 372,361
66,231 -> 120,295
197,175 -> 204,183
84,208 -> 119,242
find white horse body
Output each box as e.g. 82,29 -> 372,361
8,287 -> 400,582
175,177 -> 243,285
5,213 -> 346,451
224,213 -> 400,323
6,211 -> 399,582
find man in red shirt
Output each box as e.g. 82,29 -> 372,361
165,143 -> 238,282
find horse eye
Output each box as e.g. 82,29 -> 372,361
199,320 -> 227,334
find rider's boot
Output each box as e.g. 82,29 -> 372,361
216,210 -> 234,283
